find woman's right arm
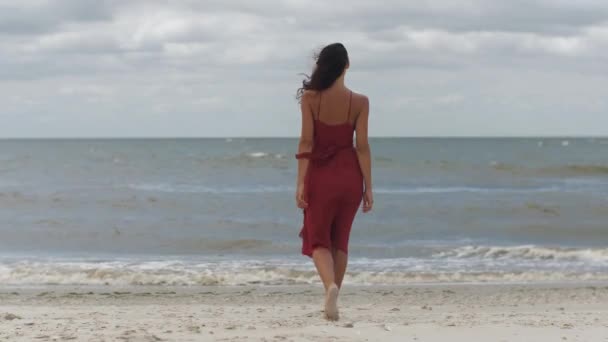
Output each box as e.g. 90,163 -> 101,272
295,92 -> 315,209
355,96 -> 373,212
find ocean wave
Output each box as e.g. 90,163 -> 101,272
166,239 -> 279,252
545,165 -> 608,176
492,163 -> 608,177
186,151 -> 288,167
1,259 -> 606,286
244,152 -> 285,159
126,183 -> 558,195
375,186 -> 559,194
0,180 -> 21,188
435,245 -> 608,263
246,152 -> 269,158
127,183 -> 292,194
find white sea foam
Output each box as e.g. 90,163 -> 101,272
435,245 -> 608,264
247,152 -> 268,158
244,152 -> 286,159
0,256 -> 606,286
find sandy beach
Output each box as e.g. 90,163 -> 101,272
1,283 -> 607,341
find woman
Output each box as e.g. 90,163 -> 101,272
295,42 -> 373,321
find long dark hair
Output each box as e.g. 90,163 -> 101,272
297,43 -> 349,101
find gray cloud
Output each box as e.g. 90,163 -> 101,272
0,0 -> 607,137
0,0 -> 113,35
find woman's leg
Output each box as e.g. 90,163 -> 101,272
312,247 -> 336,290
312,248 -> 340,320
332,249 -> 348,288
332,199 -> 359,289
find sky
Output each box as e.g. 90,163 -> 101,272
1,0 -> 607,138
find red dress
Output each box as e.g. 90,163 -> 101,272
296,91 -> 363,257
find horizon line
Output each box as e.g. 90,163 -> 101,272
0,135 -> 607,140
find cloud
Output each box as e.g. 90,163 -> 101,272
0,0 -> 607,137
0,0 -> 113,35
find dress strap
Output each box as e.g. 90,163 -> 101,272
346,91 -> 353,122
316,92 -> 322,120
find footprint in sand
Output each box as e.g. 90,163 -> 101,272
3,313 -> 22,320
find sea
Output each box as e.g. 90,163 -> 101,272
0,137 -> 607,286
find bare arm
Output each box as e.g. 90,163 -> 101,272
295,92 -> 315,208
355,96 -> 372,191
355,96 -> 373,212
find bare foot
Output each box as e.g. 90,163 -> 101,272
324,283 -> 339,321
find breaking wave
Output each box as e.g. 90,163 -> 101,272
435,245 -> 608,263
1,252 -> 607,286
492,163 -> 608,177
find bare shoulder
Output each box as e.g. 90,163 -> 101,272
350,91 -> 369,110
301,90 -> 320,103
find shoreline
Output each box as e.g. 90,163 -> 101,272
2,283 -> 607,341
3,279 -> 608,291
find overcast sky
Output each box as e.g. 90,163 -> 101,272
1,0 -> 607,138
